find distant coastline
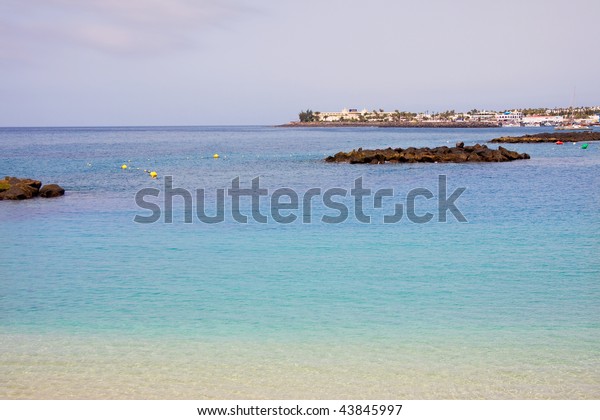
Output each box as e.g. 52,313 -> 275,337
279,121 -> 500,128
282,106 -> 600,128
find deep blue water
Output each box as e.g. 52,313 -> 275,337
1,126 -> 599,398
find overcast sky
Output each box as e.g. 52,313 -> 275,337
1,0 -> 599,126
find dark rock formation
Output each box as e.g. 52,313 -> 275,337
1,186 -> 36,200
39,184 -> 65,198
0,176 -> 65,200
3,177 -> 42,190
490,131 -> 600,143
325,144 -> 530,164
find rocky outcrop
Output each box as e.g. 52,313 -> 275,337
490,131 -> 600,143
325,143 -> 530,164
39,184 -> 65,198
0,177 -> 65,200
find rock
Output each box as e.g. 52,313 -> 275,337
39,184 -> 65,198
325,144 -> 530,164
0,185 -> 36,200
478,148 -> 502,161
456,141 -> 464,148
0,176 -> 64,200
498,146 -> 520,160
5,177 -> 42,189
0,176 -> 40,200
467,152 -> 482,162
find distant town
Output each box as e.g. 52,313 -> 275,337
292,106 -> 600,127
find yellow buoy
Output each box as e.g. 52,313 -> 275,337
121,164 -> 128,170
213,153 -> 220,159
150,171 -> 157,178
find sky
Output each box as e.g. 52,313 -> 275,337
1,0 -> 599,126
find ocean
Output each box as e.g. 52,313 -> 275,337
1,126 -> 599,399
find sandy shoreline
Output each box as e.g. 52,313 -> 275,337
2,332 -> 598,399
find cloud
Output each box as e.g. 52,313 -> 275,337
0,0 -> 253,58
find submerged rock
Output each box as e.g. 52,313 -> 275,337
0,176 -> 65,200
325,144 -> 530,164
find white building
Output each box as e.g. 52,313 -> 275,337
318,108 -> 369,121
316,108 -> 396,122
496,111 -> 523,125
469,111 -> 497,121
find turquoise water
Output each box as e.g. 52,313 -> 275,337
1,126 -> 599,398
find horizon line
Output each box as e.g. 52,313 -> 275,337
0,124 -> 281,129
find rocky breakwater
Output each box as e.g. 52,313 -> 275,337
325,142 -> 530,164
0,176 -> 65,200
489,131 -> 600,143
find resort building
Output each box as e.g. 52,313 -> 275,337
317,108 -> 370,122
469,111 -> 497,122
496,111 -> 523,125
314,108 -> 405,122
